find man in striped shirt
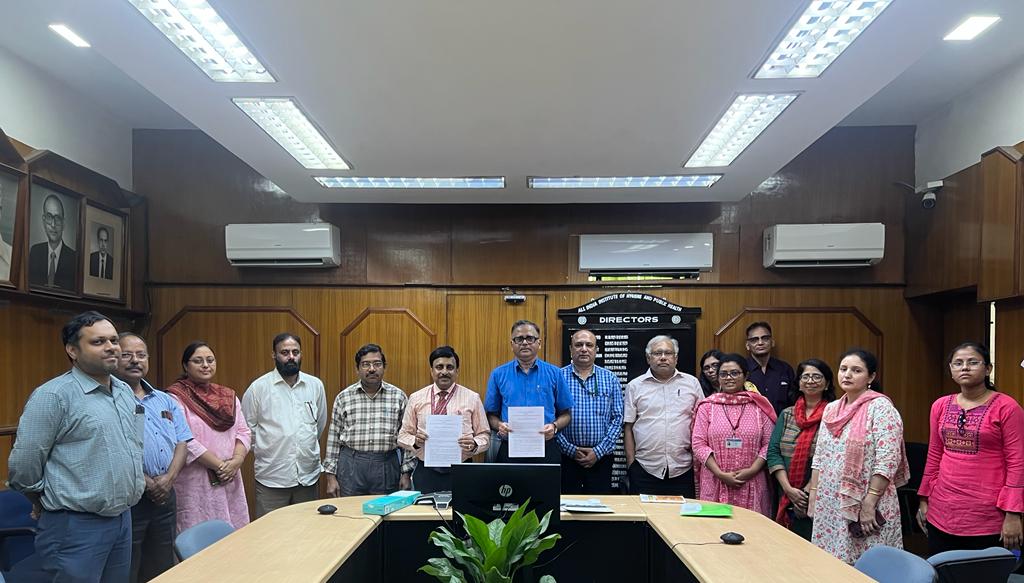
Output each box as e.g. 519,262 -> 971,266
323,343 -> 414,496
556,329 -> 624,494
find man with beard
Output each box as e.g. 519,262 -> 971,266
8,311 -> 144,582
398,346 -> 490,493
241,333 -> 327,517
114,333 -> 192,582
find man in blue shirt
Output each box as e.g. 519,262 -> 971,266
485,320 -> 574,464
744,321 -> 796,415
556,329 -> 623,494
115,333 -> 192,583
8,311 -> 144,583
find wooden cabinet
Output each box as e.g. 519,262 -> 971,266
979,147 -> 1024,301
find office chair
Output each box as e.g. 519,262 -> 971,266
0,490 -> 37,571
854,545 -> 935,583
898,441 -> 928,534
174,520 -> 235,560
927,547 -> 1016,583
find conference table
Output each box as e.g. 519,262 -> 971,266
152,496 -> 873,582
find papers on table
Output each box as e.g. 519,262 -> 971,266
507,406 -> 545,458
424,414 -> 463,468
560,498 -> 614,513
639,494 -> 688,504
679,501 -> 733,518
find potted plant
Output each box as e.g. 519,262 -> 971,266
419,501 -> 560,583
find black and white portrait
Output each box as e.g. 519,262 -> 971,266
0,170 -> 18,285
28,180 -> 80,294
82,203 -> 126,302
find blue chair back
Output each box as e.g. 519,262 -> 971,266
927,547 -> 1016,583
854,545 -> 935,583
174,520 -> 235,560
0,490 -> 37,571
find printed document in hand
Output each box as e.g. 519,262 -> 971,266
424,414 -> 463,467
507,406 -> 545,458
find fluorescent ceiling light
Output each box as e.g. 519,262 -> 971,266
315,177 -> 505,189
755,0 -> 893,79
49,24 -> 90,48
944,16 -> 1000,41
234,98 -> 350,170
127,0 -> 274,82
529,175 -> 721,189
684,93 -> 798,168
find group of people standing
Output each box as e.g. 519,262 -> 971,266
6,313 -> 1023,582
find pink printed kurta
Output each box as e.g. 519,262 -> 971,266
692,399 -> 775,516
170,395 -> 252,532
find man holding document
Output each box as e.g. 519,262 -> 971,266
398,346 -> 490,493
485,320 -> 574,464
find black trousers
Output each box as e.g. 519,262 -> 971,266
626,462 -> 695,497
495,438 -> 561,464
560,454 -> 615,494
926,520 -> 1003,556
130,491 -> 177,583
413,465 -> 453,494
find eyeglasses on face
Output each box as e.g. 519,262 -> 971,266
119,352 -> 149,361
189,357 -> 216,366
43,213 -> 65,226
800,373 -> 824,382
718,370 -> 744,379
359,360 -> 385,370
702,363 -> 720,371
511,335 -> 539,345
949,359 -> 984,370
650,350 -> 676,358
746,335 -> 772,344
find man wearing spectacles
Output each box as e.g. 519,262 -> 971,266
485,320 -> 574,464
744,321 -> 796,415
323,343 -> 414,496
242,333 -> 327,517
28,194 -> 78,290
623,335 -> 704,496
89,226 -> 115,280
114,333 -> 193,582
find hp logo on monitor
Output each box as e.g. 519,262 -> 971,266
498,484 -> 513,498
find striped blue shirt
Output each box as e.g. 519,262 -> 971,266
485,359 -> 574,424
8,367 -> 145,517
135,380 -> 192,477
555,364 -> 624,459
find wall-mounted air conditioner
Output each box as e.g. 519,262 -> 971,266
763,223 -> 884,268
225,223 -> 341,268
579,233 -> 713,274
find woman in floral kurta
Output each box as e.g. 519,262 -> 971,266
809,350 -> 908,564
692,353 -> 777,516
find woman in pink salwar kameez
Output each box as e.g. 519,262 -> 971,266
692,353 -> 777,516
166,341 -> 251,533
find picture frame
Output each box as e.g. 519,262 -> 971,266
27,177 -> 82,297
82,201 -> 128,303
0,163 -> 24,289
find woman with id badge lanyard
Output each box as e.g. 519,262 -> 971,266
692,353 -> 777,516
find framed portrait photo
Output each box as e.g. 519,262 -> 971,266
0,164 -> 24,288
28,177 -> 82,297
82,202 -> 127,303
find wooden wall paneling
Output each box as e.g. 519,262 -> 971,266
450,209 -> 569,285
995,298 -> 1024,406
338,308 -> 437,394
979,148 -> 1023,301
445,293 -> 548,398
937,294 -> 990,394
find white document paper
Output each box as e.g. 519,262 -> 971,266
424,414 -> 463,468
508,406 -> 545,458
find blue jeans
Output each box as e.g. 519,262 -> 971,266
10,509 -> 131,583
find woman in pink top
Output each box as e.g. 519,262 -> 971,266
166,341 -> 251,533
917,342 -> 1024,555
692,353 -> 777,516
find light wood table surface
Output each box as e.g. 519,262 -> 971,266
153,496 -> 875,582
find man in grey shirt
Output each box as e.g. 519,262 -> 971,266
7,311 -> 145,582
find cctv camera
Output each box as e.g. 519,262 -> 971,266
921,192 -> 936,209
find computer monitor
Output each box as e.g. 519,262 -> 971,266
451,463 -> 560,527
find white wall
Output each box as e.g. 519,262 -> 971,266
0,47 -> 132,189
916,59 -> 1024,183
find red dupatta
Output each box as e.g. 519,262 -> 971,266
166,378 -> 236,432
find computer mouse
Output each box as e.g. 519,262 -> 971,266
317,504 -> 338,515
720,531 -> 745,545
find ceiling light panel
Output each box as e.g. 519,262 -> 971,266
234,98 -> 350,170
528,175 -> 721,189
755,0 -> 893,79
944,16 -> 1000,41
127,0 -> 274,82
49,24 -> 91,48
315,177 -> 505,189
684,93 -> 798,168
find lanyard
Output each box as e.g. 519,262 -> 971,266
431,385 -> 457,415
723,403 -> 747,436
